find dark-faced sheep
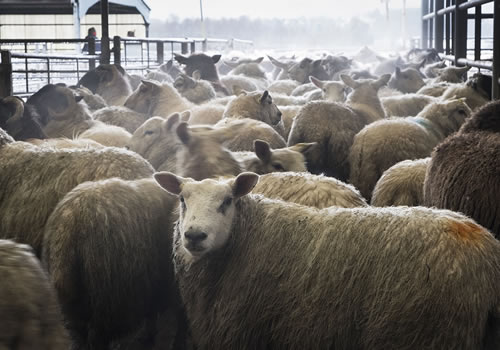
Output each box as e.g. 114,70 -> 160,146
153,171 -> 500,349
0,239 -> 70,349
371,157 -> 430,207
288,74 -> 390,180
0,96 -> 46,140
77,64 -> 132,105
349,98 -> 471,200
424,100 -> 500,238
287,57 -> 330,84
173,70 -> 216,104
42,177 -> 184,350
387,67 -> 425,93
0,128 -> 154,256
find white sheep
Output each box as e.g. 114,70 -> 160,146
173,70 -> 216,104
382,93 -> 437,117
0,127 -> 154,256
153,171 -> 500,349
371,157 -> 431,207
349,98 -> 471,200
288,74 -> 390,181
92,105 -> 149,133
267,79 -> 300,96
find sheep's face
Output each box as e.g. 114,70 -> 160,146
443,99 -> 472,129
288,58 -> 328,84
154,172 -> 259,261
174,53 -> 221,82
124,80 -> 161,114
310,77 -> 348,102
249,140 -> 316,174
255,91 -> 282,126
173,74 -> 196,93
388,68 -> 425,93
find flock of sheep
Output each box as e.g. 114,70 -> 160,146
0,44 -> 499,349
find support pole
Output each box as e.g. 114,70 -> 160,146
454,0 -> 468,66
422,0 -> 429,49
100,0 -> 110,64
493,0 -> 499,99
435,0 -> 444,52
0,50 -> 13,98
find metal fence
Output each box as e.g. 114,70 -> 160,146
421,0 -> 499,99
0,36 -> 254,98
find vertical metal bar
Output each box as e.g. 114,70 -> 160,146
455,0 -> 468,66
124,41 -> 128,66
446,0 -> 451,54
190,41 -> 195,53
429,0 -> 434,48
113,36 -> 121,65
422,0 -> 429,48
76,58 -> 80,82
171,42 -> 174,59
435,0 -> 444,52
157,41 -> 164,64
147,41 -> 150,68
181,42 -> 188,54
474,5 -> 482,62
493,0 -> 499,99
100,0 -> 110,64
0,50 -> 13,98
25,57 -> 28,93
47,58 -> 50,85
141,41 -> 144,67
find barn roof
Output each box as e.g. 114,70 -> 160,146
0,0 -> 150,22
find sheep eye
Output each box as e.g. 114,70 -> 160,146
222,197 -> 232,206
273,163 -> 285,171
144,130 -> 154,135
458,109 -> 467,115
179,195 -> 185,204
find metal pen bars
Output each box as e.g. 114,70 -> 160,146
421,0 -> 499,99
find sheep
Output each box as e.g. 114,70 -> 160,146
441,79 -> 490,111
175,125 -> 366,209
221,90 -> 285,138
269,93 -> 309,106
213,118 -> 286,152
432,65 -> 470,83
153,171 -> 500,349
279,105 -> 301,140
353,46 -> 379,64
0,95 -> 46,140
220,56 -> 264,75
287,57 -> 330,83
321,54 -> 353,79
382,93 -> 437,117
387,67 -> 425,93
371,157 -> 431,207
226,57 -> 267,80
92,105 -> 149,133
71,86 -> 108,111
349,98 -> 471,200
27,137 -> 104,149
309,76 -> 348,102
78,123 -> 132,147
159,59 -> 183,81
77,64 -> 132,105
0,239 -> 70,349
372,55 -> 404,76
174,52 -> 229,95
124,80 -> 225,125
0,129 -> 154,256
173,70 -> 216,104
288,74 -> 390,181
422,60 -> 446,78
145,69 -> 174,84
127,113 -> 189,172
424,100 -> 500,238
416,82 -> 451,97
267,55 -> 295,80
220,75 -> 259,95
42,177 -> 185,350
267,79 -> 300,96
291,82 -> 318,96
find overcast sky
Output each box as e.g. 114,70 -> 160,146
147,0 -> 421,20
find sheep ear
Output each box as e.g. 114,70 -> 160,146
254,139 -> 271,163
340,74 -> 359,89
114,64 -> 126,76
233,85 -> 247,96
154,172 -> 186,195
180,110 -> 191,122
176,122 -> 190,145
211,54 -> 222,63
375,74 -> 391,88
165,113 -> 180,131
75,95 -> 84,103
268,55 -> 288,69
192,70 -> 202,80
231,172 -> 259,198
174,53 -> 188,64
312,59 -> 323,67
253,57 -> 264,64
289,142 -> 317,155
309,76 -> 324,88
141,79 -> 162,93
259,90 -> 269,104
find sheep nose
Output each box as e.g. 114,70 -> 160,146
185,230 -> 208,243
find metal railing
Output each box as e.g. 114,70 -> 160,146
0,36 -> 254,98
421,0 -> 499,99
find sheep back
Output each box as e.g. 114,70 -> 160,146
371,157 -> 430,207
177,198 -> 500,349
0,239 -> 70,349
0,144 -> 154,256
